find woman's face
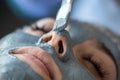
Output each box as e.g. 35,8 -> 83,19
0,18 -> 118,80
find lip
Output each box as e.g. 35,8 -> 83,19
11,47 -> 62,80
18,52 -> 52,79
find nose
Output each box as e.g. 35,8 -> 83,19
40,32 -> 67,58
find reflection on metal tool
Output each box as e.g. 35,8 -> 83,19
53,0 -> 73,31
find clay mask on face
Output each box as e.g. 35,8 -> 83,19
0,26 -> 96,80
0,18 -> 119,80
36,30 -> 96,80
69,21 -> 120,80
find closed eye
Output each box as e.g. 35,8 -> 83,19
23,18 -> 55,37
83,55 -> 107,78
73,39 -> 117,80
31,24 -> 48,33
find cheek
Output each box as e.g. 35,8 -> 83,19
0,55 -> 26,80
0,54 -> 47,80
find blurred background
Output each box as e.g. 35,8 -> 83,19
0,0 -> 61,38
0,0 -> 120,38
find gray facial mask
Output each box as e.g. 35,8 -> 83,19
37,30 -> 96,80
0,30 -> 44,80
0,27 -> 96,80
69,21 -> 120,80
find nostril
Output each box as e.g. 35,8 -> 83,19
57,40 -> 69,62
58,40 -> 64,54
42,34 -> 52,43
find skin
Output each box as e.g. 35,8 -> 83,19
0,18 -> 119,80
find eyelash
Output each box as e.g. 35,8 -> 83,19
83,56 -> 108,78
